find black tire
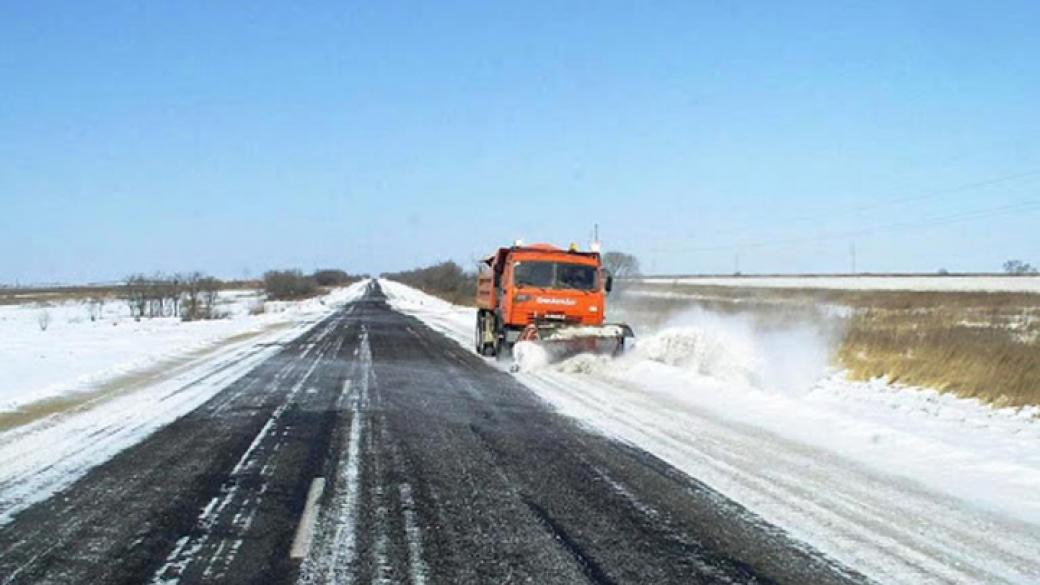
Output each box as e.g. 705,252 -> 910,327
494,336 -> 512,362
476,311 -> 495,357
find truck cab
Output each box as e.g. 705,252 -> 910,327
475,243 -> 614,356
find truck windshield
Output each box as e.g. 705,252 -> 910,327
514,262 -> 597,291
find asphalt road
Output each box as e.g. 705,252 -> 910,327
0,282 -> 867,585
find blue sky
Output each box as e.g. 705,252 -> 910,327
2,1 -> 1039,283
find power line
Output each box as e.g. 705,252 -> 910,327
663,166 -> 1040,242
657,199 -> 1040,254
850,168 -> 1040,214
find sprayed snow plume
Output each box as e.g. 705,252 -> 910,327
383,279 -> 1040,585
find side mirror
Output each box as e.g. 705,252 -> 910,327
604,272 -> 614,294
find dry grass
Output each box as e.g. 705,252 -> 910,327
622,281 -> 1040,408
839,307 -> 1040,407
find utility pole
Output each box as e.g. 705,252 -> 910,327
734,253 -> 741,275
850,243 -> 857,274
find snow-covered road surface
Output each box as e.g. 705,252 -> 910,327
380,279 -> 1040,585
0,281 -> 860,585
0,281 -> 370,526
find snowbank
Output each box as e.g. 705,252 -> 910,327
381,279 -> 1040,585
378,279 -> 476,348
0,282 -> 369,412
0,280 -> 370,525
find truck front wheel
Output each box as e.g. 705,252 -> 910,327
475,310 -> 497,356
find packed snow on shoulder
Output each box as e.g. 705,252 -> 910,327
0,280 -> 369,525
379,279 -> 476,349
383,280 -> 1040,585
0,280 -> 369,412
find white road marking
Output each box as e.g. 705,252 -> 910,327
291,478 -> 327,560
332,331 -> 369,583
300,326 -> 370,585
398,482 -> 429,585
150,332 -> 334,584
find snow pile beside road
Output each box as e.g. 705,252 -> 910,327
528,315 -> 1040,583
548,340 -> 1040,518
535,306 -> 1040,517
0,281 -> 369,526
512,341 -> 551,371
378,279 -> 1040,520
640,328 -> 761,384
0,280 -> 369,412
378,279 -> 476,348
382,280 -> 1040,584
548,305 -> 835,397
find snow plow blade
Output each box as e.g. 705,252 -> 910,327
518,323 -> 635,362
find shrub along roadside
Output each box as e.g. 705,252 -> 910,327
312,269 -> 356,286
382,261 -> 476,305
263,270 -> 317,300
263,268 -> 362,300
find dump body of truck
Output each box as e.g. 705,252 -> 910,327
474,242 -> 632,359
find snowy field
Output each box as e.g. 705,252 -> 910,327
642,275 -> 1040,293
0,280 -> 370,524
379,279 -> 1040,585
0,285 -> 362,412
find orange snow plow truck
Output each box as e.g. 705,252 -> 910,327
475,242 -> 634,361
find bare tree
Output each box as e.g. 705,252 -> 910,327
177,272 -> 224,320
146,274 -> 164,318
199,276 -> 222,319
87,296 -> 105,321
122,272 -> 229,320
181,272 -> 203,321
168,274 -> 183,318
602,251 -> 641,279
124,274 -> 148,320
1003,259 -> 1038,275
263,270 -> 318,300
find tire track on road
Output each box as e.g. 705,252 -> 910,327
0,311 -> 350,585
1,282 -> 869,585
151,314 -> 353,585
361,282 -> 863,584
